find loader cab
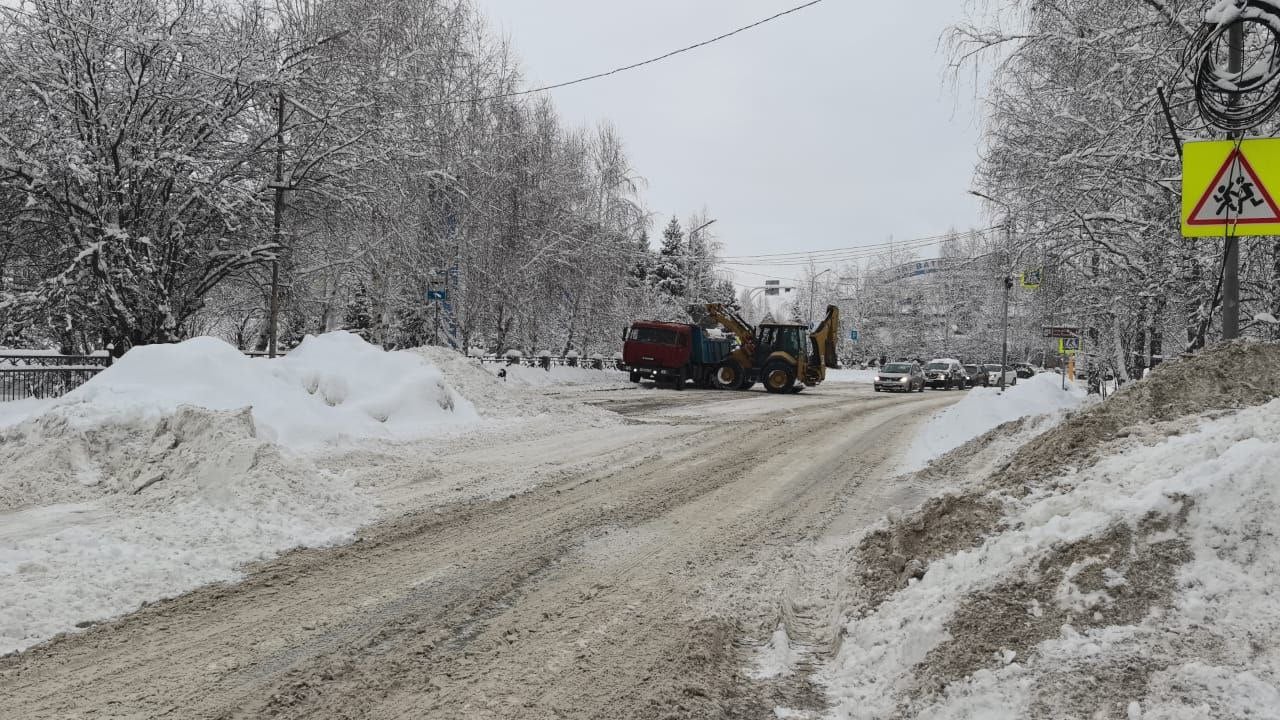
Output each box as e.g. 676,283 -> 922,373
756,324 -> 805,363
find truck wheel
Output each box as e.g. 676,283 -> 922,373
629,371 -> 640,383
673,369 -> 686,391
763,360 -> 796,394
713,362 -> 743,390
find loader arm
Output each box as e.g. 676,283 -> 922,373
704,303 -> 757,355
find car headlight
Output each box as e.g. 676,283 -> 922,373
874,376 -> 882,382
899,377 -> 909,382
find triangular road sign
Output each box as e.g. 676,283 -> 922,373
1187,148 -> 1280,226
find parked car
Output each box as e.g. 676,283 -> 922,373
924,358 -> 965,390
873,361 -> 925,393
1013,362 -> 1038,379
981,363 -> 1018,387
962,364 -> 984,388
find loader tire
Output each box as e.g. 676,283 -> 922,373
763,360 -> 796,394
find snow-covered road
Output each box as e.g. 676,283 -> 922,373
0,382 -> 957,719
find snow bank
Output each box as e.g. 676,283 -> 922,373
823,397 -> 1280,719
0,406 -> 377,654
901,373 -> 1086,472
493,362 -> 630,389
29,332 -> 477,448
824,368 -> 878,384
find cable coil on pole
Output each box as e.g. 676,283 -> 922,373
1187,0 -> 1280,131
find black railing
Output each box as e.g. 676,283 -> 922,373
0,353 -> 111,368
0,354 -> 111,402
0,367 -> 104,402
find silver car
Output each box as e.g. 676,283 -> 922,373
874,362 -> 925,393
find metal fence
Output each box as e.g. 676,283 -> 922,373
0,354 -> 111,402
475,354 -> 626,371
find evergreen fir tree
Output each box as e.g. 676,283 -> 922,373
650,217 -> 687,299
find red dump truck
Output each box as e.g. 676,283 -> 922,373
622,321 -> 734,390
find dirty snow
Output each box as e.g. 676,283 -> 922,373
0,406 -> 379,654
900,373 -> 1086,473
821,395 -> 1280,719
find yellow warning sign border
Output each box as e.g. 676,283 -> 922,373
1182,138 -> 1280,238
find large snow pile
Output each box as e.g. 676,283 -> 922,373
0,406 -> 376,654
818,340 -> 1280,719
901,373 -> 1086,473
35,332 -> 477,448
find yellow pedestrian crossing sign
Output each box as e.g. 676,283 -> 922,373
1182,138 -> 1280,237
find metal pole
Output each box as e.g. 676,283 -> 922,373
1223,21 -> 1244,340
267,89 -> 286,358
1000,220 -> 1011,390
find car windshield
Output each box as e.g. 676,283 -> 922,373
627,327 -> 679,345
882,363 -> 913,373
963,365 -> 977,373
926,362 -> 948,371
983,364 -> 1002,372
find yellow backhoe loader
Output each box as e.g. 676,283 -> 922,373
703,304 -> 841,394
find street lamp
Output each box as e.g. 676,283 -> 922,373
685,218 -> 717,306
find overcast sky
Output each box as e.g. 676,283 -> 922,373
477,0 -> 990,289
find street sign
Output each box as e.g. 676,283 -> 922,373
1059,337 -> 1080,354
1043,326 -> 1079,339
849,329 -> 860,342
1020,267 -> 1043,289
426,289 -> 447,301
1183,138 -> 1280,237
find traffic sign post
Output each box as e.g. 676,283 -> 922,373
1043,326 -> 1080,339
849,329 -> 859,342
1059,337 -> 1080,354
1182,138 -> 1280,237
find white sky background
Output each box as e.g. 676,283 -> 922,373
476,0 -> 990,290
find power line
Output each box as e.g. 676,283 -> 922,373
417,0 -> 826,108
3,0 -> 828,113
717,226 -> 999,261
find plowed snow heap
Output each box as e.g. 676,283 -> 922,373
825,341 -> 1280,719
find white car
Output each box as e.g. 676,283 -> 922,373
980,363 -> 1018,387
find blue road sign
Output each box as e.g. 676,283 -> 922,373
849,329 -> 860,342
427,289 -> 448,301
